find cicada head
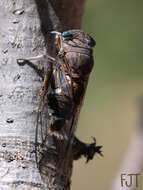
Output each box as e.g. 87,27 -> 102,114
51,30 -> 96,52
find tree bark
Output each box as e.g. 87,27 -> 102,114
0,0 -> 85,190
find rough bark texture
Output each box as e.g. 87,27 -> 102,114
0,0 -> 85,190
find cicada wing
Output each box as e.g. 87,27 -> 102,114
35,93 -> 50,164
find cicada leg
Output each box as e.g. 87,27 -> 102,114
72,136 -> 103,162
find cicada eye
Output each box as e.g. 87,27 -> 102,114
88,36 -> 96,47
62,31 -> 73,40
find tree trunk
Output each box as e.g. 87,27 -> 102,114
0,0 -> 85,190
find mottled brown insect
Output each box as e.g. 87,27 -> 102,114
17,30 -> 102,164
45,30 -> 96,139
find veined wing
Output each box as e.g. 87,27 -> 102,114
35,67 -> 53,165
35,56 -> 73,163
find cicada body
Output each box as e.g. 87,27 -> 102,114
47,30 -> 96,139
17,30 -> 101,168
36,30 -> 96,158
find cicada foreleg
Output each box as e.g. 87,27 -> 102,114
17,54 -> 55,79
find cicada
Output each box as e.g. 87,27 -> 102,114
36,30 -> 95,139
17,30 -> 101,166
34,30 -> 97,164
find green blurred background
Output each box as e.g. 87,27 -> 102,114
72,0 -> 143,190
